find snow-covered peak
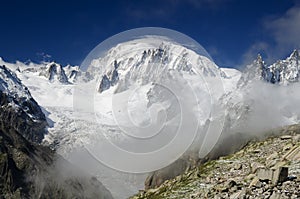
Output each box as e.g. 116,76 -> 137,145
268,50 -> 300,84
39,62 -> 69,83
256,54 -> 263,63
241,50 -> 300,85
88,37 -> 222,93
64,64 -> 80,83
0,57 -> 80,84
289,49 -> 299,60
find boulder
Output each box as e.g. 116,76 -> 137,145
257,167 -> 288,185
251,162 -> 264,173
283,146 -> 300,161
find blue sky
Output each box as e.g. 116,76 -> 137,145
1,0 -> 299,68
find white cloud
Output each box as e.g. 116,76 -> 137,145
265,5 -> 300,50
36,52 -> 52,62
244,5 -> 300,65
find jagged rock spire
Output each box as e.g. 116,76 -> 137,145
289,49 -> 299,59
98,60 -> 120,93
255,54 -> 270,81
256,54 -> 263,63
254,50 -> 300,84
39,62 -> 69,83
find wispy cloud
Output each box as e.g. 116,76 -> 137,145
36,52 -> 52,62
265,5 -> 300,53
243,4 -> 300,65
242,42 -> 270,66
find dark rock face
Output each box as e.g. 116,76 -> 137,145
0,91 -> 47,143
110,68 -> 119,86
0,65 -> 47,143
145,156 -> 199,190
98,60 -> 120,93
68,70 -> 78,80
0,122 -> 52,198
0,122 -> 113,199
99,75 -> 111,93
39,62 -> 69,83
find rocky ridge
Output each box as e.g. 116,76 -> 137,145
0,58 -> 80,84
0,65 -> 47,143
131,125 -> 300,199
91,38 -> 223,94
246,50 -> 300,84
38,62 -> 69,83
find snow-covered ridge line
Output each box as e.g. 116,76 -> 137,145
88,37 -> 231,94
0,57 -> 80,84
246,50 -> 300,85
0,65 -> 31,100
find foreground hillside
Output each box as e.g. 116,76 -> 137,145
132,125 -> 300,199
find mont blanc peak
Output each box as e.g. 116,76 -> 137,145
87,37 -> 224,94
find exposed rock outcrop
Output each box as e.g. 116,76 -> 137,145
244,50 -> 300,85
39,62 -> 69,83
131,124 -> 300,199
98,60 -> 119,93
0,65 -> 47,143
144,132 -> 252,190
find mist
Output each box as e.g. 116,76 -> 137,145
229,80 -> 300,135
205,70 -> 300,162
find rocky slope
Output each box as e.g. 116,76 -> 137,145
0,121 -> 113,199
131,124 -> 300,199
0,65 -> 47,143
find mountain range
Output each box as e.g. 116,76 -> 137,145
1,37 -> 300,198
